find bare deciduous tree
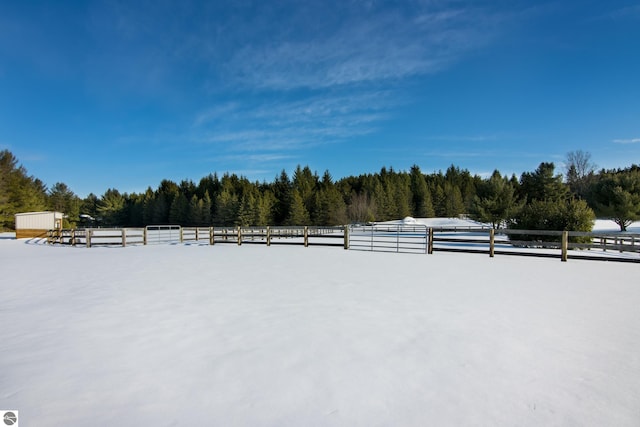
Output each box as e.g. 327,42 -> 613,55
565,150 -> 596,198
347,192 -> 376,223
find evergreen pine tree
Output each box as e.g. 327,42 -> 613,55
48,182 -> 81,226
285,190 -> 310,225
97,189 -> 126,226
272,170 -> 291,225
443,182 -> 465,218
188,195 -> 203,226
169,193 -> 189,224
471,171 -> 523,229
591,168 -> 640,231
201,191 -> 212,225
215,189 -> 239,226
409,165 -> 435,218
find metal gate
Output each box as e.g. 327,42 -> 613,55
145,225 -> 182,244
348,224 -> 428,254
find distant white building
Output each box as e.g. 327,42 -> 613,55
402,216 -> 417,224
14,211 -> 64,239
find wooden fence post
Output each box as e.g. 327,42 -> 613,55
86,229 -> 92,248
179,227 -> 184,243
561,231 -> 568,262
428,228 -> 434,254
122,228 -> 127,247
344,225 -> 349,250
143,227 -> 147,245
70,229 -> 76,246
489,228 -> 495,258
304,226 -> 309,247
267,226 -> 271,246
210,227 -> 214,245
237,226 -> 242,246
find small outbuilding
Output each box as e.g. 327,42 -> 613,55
14,211 -> 64,239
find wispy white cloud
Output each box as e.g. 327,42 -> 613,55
197,123 -> 373,153
191,89 -> 396,158
421,150 -> 490,158
420,149 -> 547,160
193,103 -> 241,127
612,138 -> 640,144
77,1 -> 523,175
224,5 -> 496,90
184,1 -> 512,171
77,1 -> 512,164
217,153 -> 295,163
608,5 -> 640,20
423,135 -> 500,143
586,4 -> 640,23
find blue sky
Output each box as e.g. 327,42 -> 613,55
1,0 -> 639,197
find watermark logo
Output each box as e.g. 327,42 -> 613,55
2,411 -> 18,426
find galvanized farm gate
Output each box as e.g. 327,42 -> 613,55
348,224 -> 429,254
145,225 -> 182,244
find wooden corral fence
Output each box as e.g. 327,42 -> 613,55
46,224 -> 640,263
47,225 -> 347,249
47,228 -> 146,247
348,224 -> 640,263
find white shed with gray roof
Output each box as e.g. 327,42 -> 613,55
14,211 -> 64,238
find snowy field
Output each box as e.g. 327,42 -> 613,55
1,228 -> 640,426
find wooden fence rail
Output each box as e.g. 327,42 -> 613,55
47,225 -> 347,249
46,224 -> 640,263
348,225 -> 640,263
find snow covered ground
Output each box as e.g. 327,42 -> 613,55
1,225 -> 640,426
593,219 -> 640,233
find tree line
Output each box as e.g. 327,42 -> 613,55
2,149 -> 639,233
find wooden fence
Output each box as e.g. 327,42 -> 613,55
349,224 -> 640,263
47,225 -> 347,248
46,224 -> 640,263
